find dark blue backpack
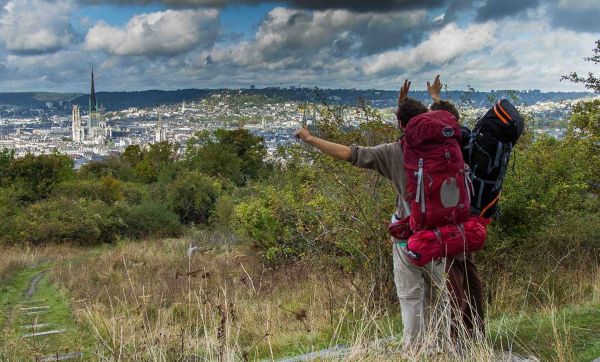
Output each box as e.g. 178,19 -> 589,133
461,99 -> 524,218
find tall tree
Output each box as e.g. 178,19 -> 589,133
562,39 -> 600,92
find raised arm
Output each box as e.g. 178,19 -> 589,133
294,127 -> 351,161
427,74 -> 442,102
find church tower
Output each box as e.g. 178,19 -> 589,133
88,68 -> 98,136
72,105 -> 83,143
155,115 -> 166,142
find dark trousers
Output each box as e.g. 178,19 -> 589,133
446,254 -> 485,340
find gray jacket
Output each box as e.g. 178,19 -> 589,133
349,142 -> 410,218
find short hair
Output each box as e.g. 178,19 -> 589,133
396,98 -> 428,128
430,100 -> 460,122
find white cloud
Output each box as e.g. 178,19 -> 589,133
0,2 -> 597,92
84,9 -> 219,56
0,0 -> 74,54
204,7 -> 429,71
362,22 -> 497,75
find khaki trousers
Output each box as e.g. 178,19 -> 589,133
392,241 -> 450,350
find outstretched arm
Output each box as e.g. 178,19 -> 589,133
427,74 -> 442,102
294,127 -> 351,161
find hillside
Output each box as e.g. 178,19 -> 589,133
0,88 -> 593,114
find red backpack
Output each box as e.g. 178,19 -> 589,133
403,110 -> 471,230
388,110 -> 488,266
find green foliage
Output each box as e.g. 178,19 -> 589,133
211,194 -> 236,226
122,144 -> 144,167
54,176 -> 125,204
495,100 -> 600,243
570,99 -> 600,142
0,148 -> 14,183
213,129 -> 267,180
167,171 -> 221,224
231,106 -> 397,270
0,187 -> 21,240
562,39 -> 600,93
6,153 -> 74,202
184,129 -> 267,185
4,198 -> 124,245
120,200 -> 182,239
135,142 -> 178,183
185,141 -> 242,182
79,155 -> 135,181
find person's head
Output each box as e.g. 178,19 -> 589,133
396,98 -> 428,128
430,100 -> 460,122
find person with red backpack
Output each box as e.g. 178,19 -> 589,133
294,77 -> 457,350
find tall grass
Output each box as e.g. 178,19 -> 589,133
0,244 -> 80,281
44,233 -> 600,361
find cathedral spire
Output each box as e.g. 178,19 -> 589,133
89,68 -> 97,115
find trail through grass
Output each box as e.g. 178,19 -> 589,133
0,262 -> 92,361
3,241 -> 600,361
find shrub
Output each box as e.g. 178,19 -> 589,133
6,153 -> 74,202
54,176 -> 125,204
6,198 -> 124,245
120,200 -> 182,239
167,171 -> 221,225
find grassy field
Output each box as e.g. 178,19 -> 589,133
1,233 -> 600,361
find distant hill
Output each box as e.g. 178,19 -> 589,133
0,88 -> 593,114
0,92 -> 82,107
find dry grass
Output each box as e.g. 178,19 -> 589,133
0,235 -> 595,361
0,243 -> 82,281
51,234 -> 402,361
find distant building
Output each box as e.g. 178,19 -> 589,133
84,68 -> 110,145
88,68 -> 98,136
72,105 -> 83,142
155,116 -> 166,142
250,85 -> 256,90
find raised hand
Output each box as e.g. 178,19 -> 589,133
398,79 -> 411,106
427,74 -> 442,102
294,126 -> 312,142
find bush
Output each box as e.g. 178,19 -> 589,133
210,194 -> 236,226
5,198 -> 124,245
167,171 -> 221,224
53,176 -> 125,204
5,153 -> 74,202
121,200 -> 182,239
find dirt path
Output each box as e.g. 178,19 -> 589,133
0,264 -> 88,361
24,271 -> 48,299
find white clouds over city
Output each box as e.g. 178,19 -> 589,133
0,0 -> 74,54
0,0 -> 597,91
84,9 -> 219,56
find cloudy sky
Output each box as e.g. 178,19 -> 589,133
0,0 -> 598,92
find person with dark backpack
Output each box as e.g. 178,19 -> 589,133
431,91 -> 525,341
294,77 -> 456,351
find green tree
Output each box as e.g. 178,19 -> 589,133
134,142 -> 178,183
167,171 -> 221,224
213,129 -> 267,181
122,144 -> 144,166
120,200 -> 182,238
562,39 -> 600,92
8,153 -> 74,202
79,155 -> 135,181
0,148 -> 14,186
184,129 -> 267,185
54,176 -> 125,205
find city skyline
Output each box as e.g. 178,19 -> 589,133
0,0 -> 598,92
